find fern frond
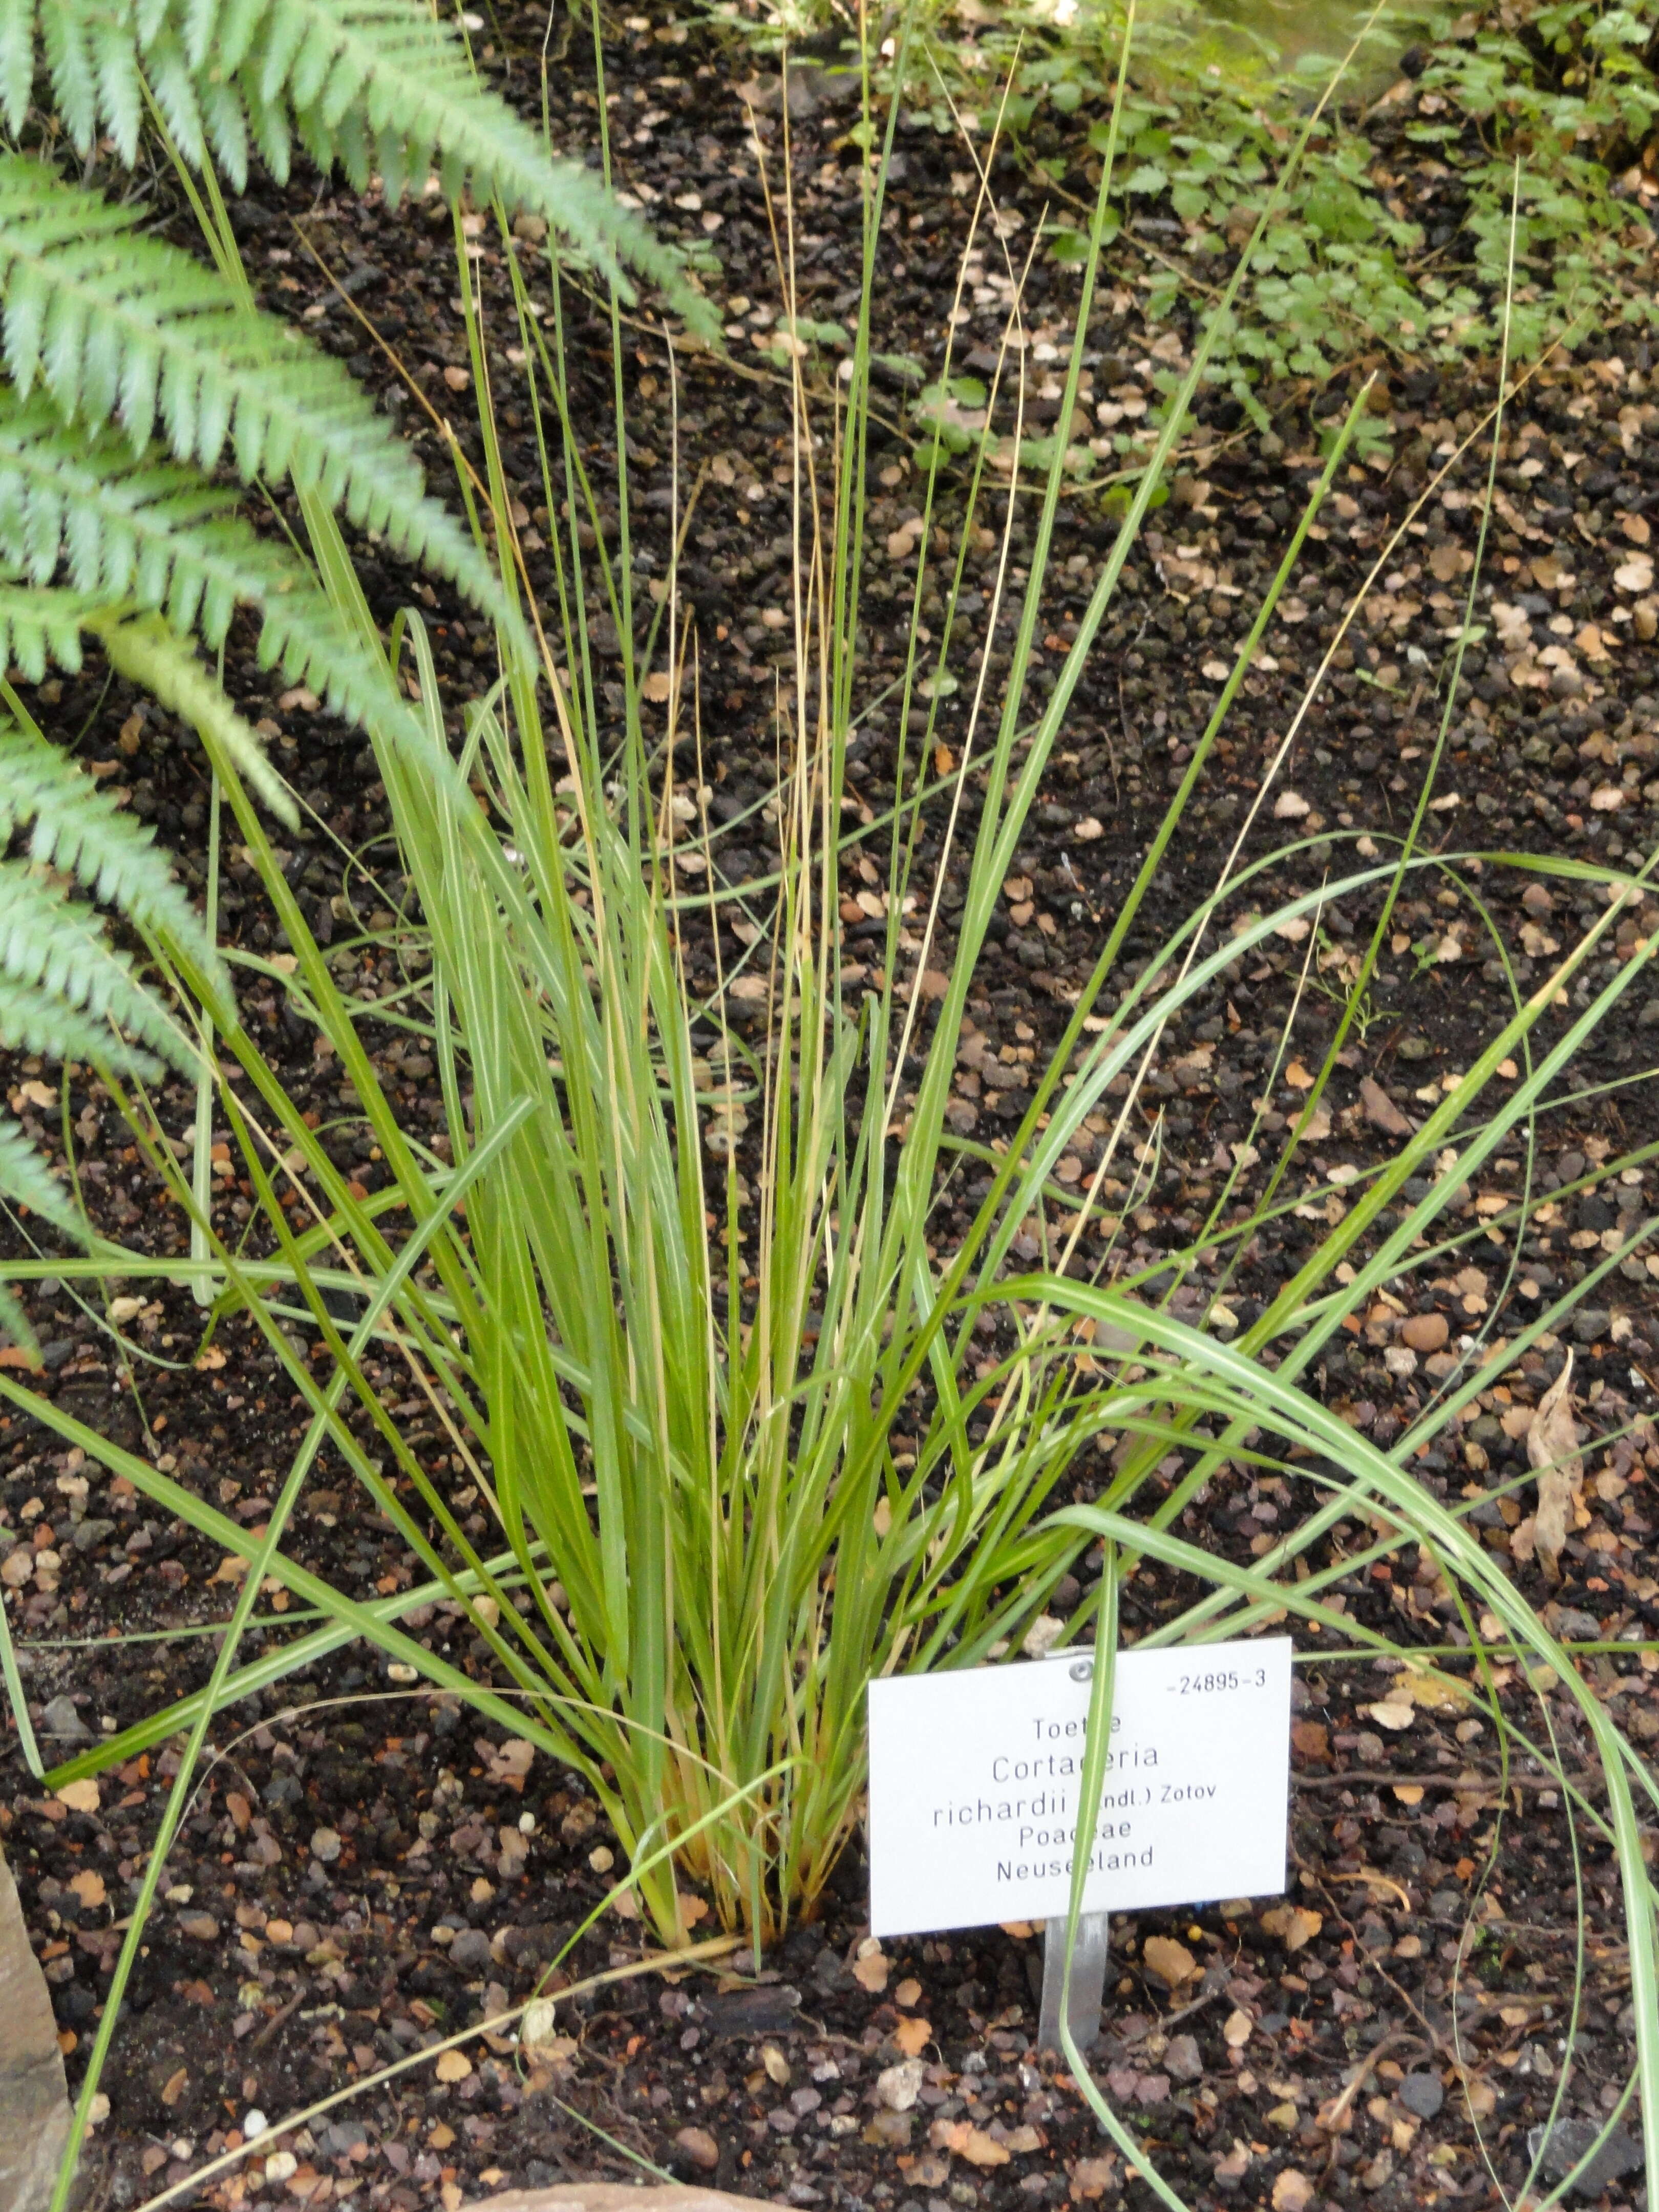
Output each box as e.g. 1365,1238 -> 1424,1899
0,0 -> 715,338
0,1107 -> 85,1240
0,862 -> 193,1072
0,155 -> 504,614
0,1086 -> 92,1355
0,967 -> 166,1073
0,1088 -> 91,1345
92,613 -> 297,834
0,582 -> 98,680
0,394 -> 417,740
0,714 -> 230,996
0,1283 -> 39,1355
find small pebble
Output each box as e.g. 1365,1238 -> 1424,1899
1398,2072 -> 1443,2120
1164,2033 -> 1203,2082
674,2125 -> 720,2171
1399,1311 -> 1449,1353
1527,2117 -> 1643,2198
309,1827 -> 343,1863
450,1927 -> 492,1971
41,1695 -> 91,1741
875,2058 -> 923,2112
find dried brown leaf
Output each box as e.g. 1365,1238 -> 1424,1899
853,1940 -> 890,1993
955,2126 -> 1011,2168
1527,1350 -> 1582,1579
1359,1077 -> 1412,1137
1260,1904 -> 1323,1952
1142,1934 -> 1198,1989
1071,2157 -> 1117,2199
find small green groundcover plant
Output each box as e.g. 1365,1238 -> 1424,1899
0,14 -> 1652,2212
714,0 -> 1659,421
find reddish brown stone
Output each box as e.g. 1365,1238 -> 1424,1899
1400,1311 -> 1449,1353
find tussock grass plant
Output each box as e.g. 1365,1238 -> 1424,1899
2,17 -> 1657,2206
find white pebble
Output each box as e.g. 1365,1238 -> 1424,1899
243,2110 -> 268,2140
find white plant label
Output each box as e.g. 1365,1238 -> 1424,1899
866,1639 -> 1292,1937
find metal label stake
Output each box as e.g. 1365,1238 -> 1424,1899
1038,1908 -> 1110,2055
1038,1654 -> 1109,2054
